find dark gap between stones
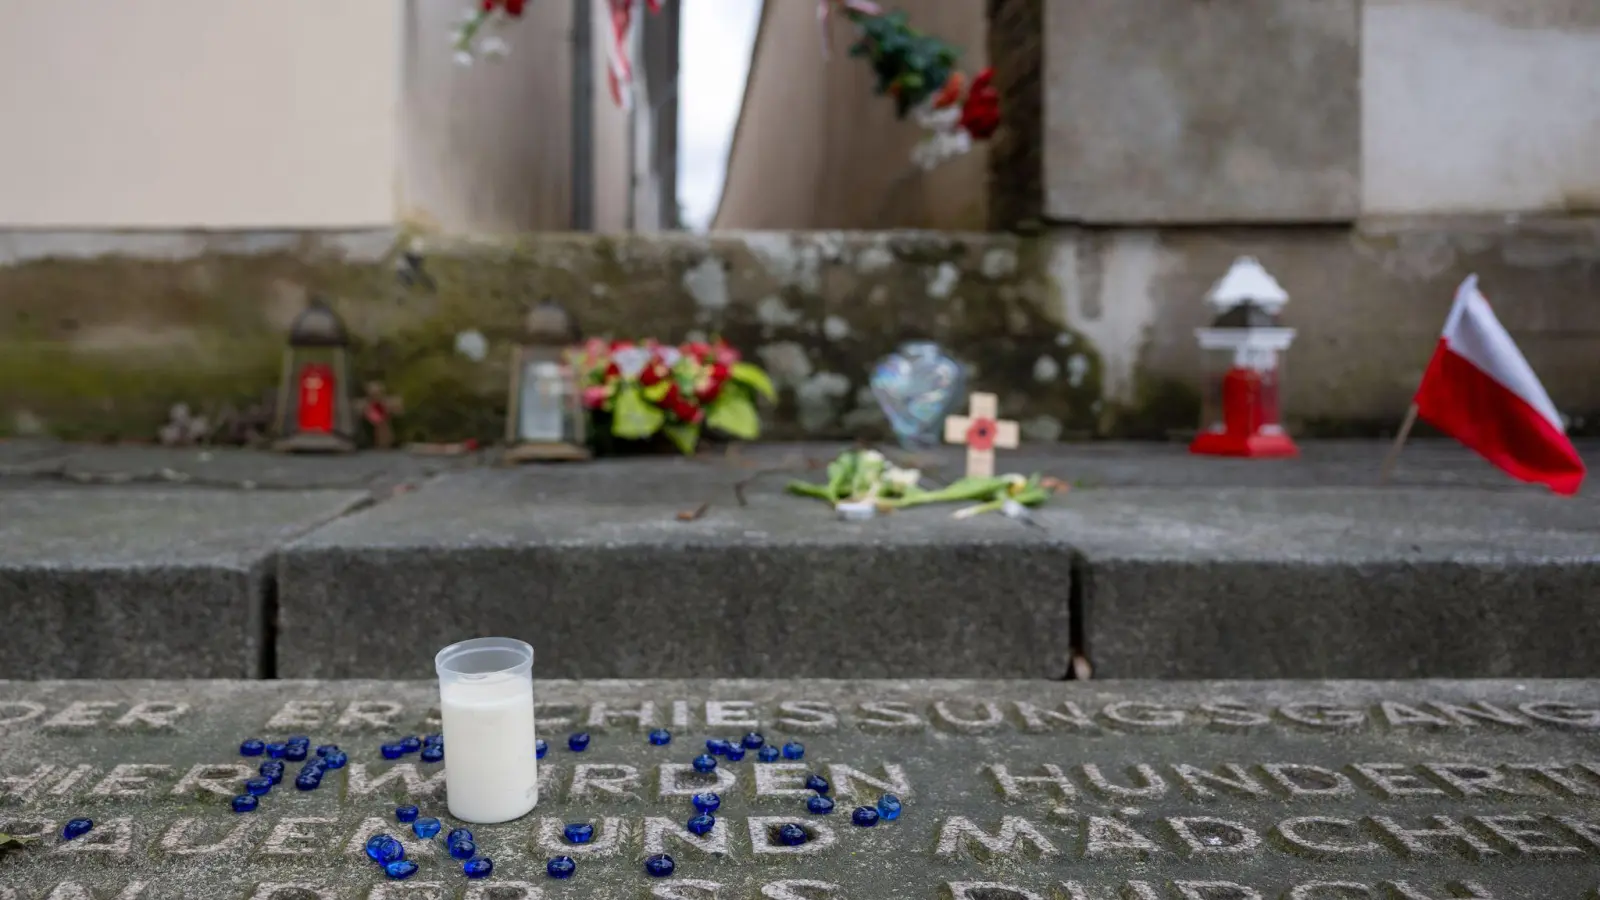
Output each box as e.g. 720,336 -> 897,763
259,570 -> 280,680
1066,549 -> 1091,680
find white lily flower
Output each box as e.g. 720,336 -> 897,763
884,466 -> 922,490
480,35 -> 510,58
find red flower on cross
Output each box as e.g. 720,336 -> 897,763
966,418 -> 998,452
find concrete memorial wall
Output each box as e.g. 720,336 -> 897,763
2,680 -> 1600,898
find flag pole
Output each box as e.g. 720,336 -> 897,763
1379,403 -> 1419,485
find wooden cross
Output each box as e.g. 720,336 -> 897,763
943,392 -> 1019,478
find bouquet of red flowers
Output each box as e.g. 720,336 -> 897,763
567,338 -> 776,455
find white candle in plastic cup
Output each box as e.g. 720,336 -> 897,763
435,637 -> 539,824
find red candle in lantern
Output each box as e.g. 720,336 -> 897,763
1221,366 -> 1264,437
296,363 -> 335,433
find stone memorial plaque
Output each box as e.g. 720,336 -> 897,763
1,680 -> 1598,898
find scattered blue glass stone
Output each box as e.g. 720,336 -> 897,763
777,823 -> 809,846
724,746 -> 746,762
412,817 -> 442,840
648,729 -> 672,746
244,777 -> 272,796
399,736 -> 422,753
741,732 -> 765,749
567,732 -> 590,752
691,792 -> 721,814
61,819 -> 93,841
805,775 -> 830,794
757,745 -> 780,763
365,835 -> 390,861
380,744 -> 405,760
231,794 -> 258,813
375,837 -> 405,865
706,738 -> 729,755
423,734 -> 443,747
563,822 -> 594,844
259,761 -> 285,784
420,746 -> 443,763
807,795 -> 835,815
851,806 -> 880,827
877,794 -> 903,821
687,814 -> 716,836
546,855 -> 576,879
782,742 -> 805,761
285,745 -> 308,762
322,751 -> 347,769
692,754 -> 717,773
464,858 -> 494,879
265,743 -> 288,759
285,735 -> 310,746
316,744 -> 339,758
447,828 -> 473,844
395,805 -> 419,823
240,739 -> 265,757
535,739 -> 548,759
294,773 -> 320,791
644,853 -> 675,877
449,838 -> 477,860
301,760 -> 326,778
384,859 -> 418,880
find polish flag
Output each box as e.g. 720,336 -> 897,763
1413,275 -> 1585,495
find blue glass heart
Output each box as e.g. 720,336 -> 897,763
870,341 -> 965,449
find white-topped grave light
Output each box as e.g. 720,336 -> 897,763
1189,257 -> 1300,458
435,637 -> 539,824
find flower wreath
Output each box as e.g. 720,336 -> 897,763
453,0 -> 998,170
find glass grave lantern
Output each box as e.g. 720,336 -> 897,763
274,297 -> 356,453
1188,257 -> 1300,459
504,299 -> 590,463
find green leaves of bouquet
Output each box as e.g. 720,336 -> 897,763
846,9 -> 961,117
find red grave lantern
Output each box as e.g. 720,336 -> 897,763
1189,257 -> 1299,459
274,297 -> 356,453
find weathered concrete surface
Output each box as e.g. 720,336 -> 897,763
1044,488 -> 1600,679
1052,218 -> 1600,436
0,489 -> 366,679
1043,0 -> 1361,223
276,466 -> 1074,680
3,679 -> 1600,898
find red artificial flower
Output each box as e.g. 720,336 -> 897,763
639,361 -> 669,387
482,0 -> 526,16
710,340 -> 741,366
661,384 -> 704,424
966,418 -> 998,452
684,341 -> 712,363
959,68 -> 1001,140
696,363 -> 731,403
610,339 -> 635,353
581,386 -> 611,410
931,72 -> 966,110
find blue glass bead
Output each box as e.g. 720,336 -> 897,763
807,795 -> 835,815
399,736 -> 422,753
284,735 -> 310,746
395,805 -> 419,823
380,744 -> 405,760
244,777 -> 272,796
778,823 -> 808,846
805,775 -> 830,794
240,739 -> 265,757
301,760 -> 326,777
375,837 -> 404,865
692,754 -> 717,773
365,834 -> 390,861
757,746 -> 780,762
648,729 -> 672,746
741,732 -> 765,749
535,739 -> 548,759
687,814 -> 716,836
464,858 -> 494,879
423,733 -> 443,747
61,818 -> 93,841
449,838 -> 477,860
691,792 -> 721,814
563,822 -> 594,844
259,761 -> 285,784
384,859 -> 418,880
724,745 -> 746,762
413,817 -> 442,840
567,732 -> 590,752
643,853 -> 675,877
420,745 -> 443,763
706,738 -> 729,755
446,827 -> 473,844
285,745 -> 308,762
265,743 -> 287,759
322,751 -> 348,769
294,773 -> 320,791
546,855 -> 576,879
851,806 -> 880,827
877,794 -> 903,821
315,744 -> 339,758
782,742 -> 805,760
231,794 -> 258,813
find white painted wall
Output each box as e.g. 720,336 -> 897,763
0,0 -> 403,229
1363,0 -> 1600,216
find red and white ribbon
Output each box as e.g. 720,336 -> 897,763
817,0 -> 882,60
604,0 -> 664,109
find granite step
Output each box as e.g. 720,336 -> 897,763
0,678 -> 1597,898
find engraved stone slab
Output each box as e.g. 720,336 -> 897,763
0,489 -> 367,679
2,679 -> 1599,898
